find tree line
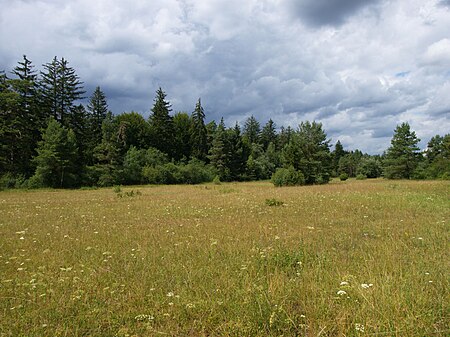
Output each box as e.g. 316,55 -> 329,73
0,55 -> 449,189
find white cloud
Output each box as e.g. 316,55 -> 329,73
0,0 -> 449,153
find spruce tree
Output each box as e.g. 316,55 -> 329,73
190,98 -> 208,161
261,119 -> 277,150
242,115 -> 261,145
40,57 -> 85,126
383,122 -> 420,179
208,118 -> 230,180
173,112 -> 192,161
87,86 -> 108,144
149,88 -> 175,157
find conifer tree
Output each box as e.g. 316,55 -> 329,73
261,119 -> 277,150
87,86 -> 108,145
383,122 -> 420,179
242,115 -> 261,145
40,57 -> 85,126
208,118 -> 230,180
149,88 -> 175,157
190,98 -> 208,161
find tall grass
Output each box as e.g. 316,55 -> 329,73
0,179 -> 448,336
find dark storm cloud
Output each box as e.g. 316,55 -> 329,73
288,0 -> 382,27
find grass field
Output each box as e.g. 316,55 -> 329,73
0,179 -> 448,336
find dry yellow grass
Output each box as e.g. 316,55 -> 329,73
0,179 -> 448,336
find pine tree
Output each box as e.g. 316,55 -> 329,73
190,98 -> 208,161
282,121 -> 331,184
383,122 -> 420,179
149,88 -> 175,157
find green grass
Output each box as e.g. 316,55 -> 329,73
0,179 -> 448,336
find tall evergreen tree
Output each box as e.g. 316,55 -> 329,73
87,86 -> 108,144
190,98 -> 208,161
383,122 -> 420,179
173,112 -> 192,161
208,118 -> 230,180
149,88 -> 175,157
332,140 -> 346,175
1,56 -> 42,176
261,119 -> 277,150
242,115 -> 261,145
40,57 -> 85,126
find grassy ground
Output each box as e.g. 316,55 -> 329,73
0,179 -> 448,336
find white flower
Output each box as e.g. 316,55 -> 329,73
361,283 -> 373,289
337,290 -> 347,296
166,291 -> 174,297
355,323 -> 365,332
340,281 -> 349,286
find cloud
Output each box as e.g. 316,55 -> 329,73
287,0 -> 382,27
0,0 -> 449,154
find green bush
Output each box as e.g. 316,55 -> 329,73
339,173 -> 349,181
356,174 -> 367,180
271,167 -> 305,187
0,173 -> 26,189
265,198 -> 284,206
213,175 -> 221,185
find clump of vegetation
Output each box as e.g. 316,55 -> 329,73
213,175 -> 221,185
339,173 -> 349,181
356,173 -> 367,180
265,198 -> 284,206
113,185 -> 141,198
271,167 -> 305,187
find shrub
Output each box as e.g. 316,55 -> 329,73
339,173 -> 349,181
271,167 -> 305,187
356,174 -> 367,180
265,198 -> 284,206
0,173 -> 26,189
213,175 -> 221,185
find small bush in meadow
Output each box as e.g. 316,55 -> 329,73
213,175 -> 221,185
265,198 -> 284,206
271,167 -> 305,187
356,174 -> 367,180
339,173 -> 349,181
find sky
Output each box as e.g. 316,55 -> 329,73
1,0 -> 449,154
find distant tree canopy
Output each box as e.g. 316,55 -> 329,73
0,56 -> 449,189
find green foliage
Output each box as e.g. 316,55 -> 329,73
31,118 -> 79,188
281,121 -> 332,185
339,173 -> 349,181
271,167 -> 305,187
213,175 -> 221,185
356,173 -> 367,180
190,98 -> 208,161
149,87 -> 175,157
0,173 -> 26,190
383,123 -> 420,179
265,198 -> 284,206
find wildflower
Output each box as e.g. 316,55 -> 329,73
134,314 -> 154,321
361,283 -> 373,289
340,281 -> 349,286
355,323 -> 365,332
167,291 -> 174,297
337,290 -> 347,296
186,303 -> 195,309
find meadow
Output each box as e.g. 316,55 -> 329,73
0,179 -> 448,336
